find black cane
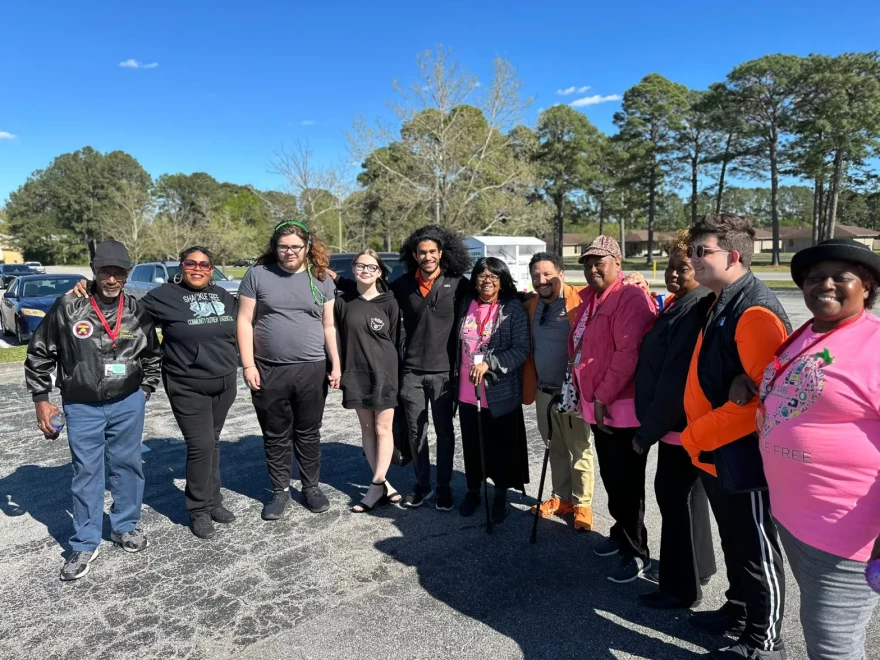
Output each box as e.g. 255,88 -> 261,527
530,395 -> 560,544
475,370 -> 498,534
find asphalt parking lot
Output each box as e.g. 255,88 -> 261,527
0,294 -> 877,660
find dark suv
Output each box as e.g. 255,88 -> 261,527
0,264 -> 35,288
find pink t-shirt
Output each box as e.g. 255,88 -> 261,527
458,299 -> 498,406
758,313 -> 880,561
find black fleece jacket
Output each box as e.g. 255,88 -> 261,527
633,286 -> 714,450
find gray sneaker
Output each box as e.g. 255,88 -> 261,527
60,546 -> 100,581
110,528 -> 149,553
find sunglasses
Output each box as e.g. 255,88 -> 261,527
183,259 -> 212,271
539,304 -> 551,326
686,245 -> 730,259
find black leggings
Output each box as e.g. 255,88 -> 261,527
163,372 -> 238,515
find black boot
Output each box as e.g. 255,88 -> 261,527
491,488 -> 509,523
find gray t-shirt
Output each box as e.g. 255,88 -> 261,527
238,263 -> 337,364
532,297 -> 570,389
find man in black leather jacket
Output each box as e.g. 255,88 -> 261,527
25,240 -> 161,581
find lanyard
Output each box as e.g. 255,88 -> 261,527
89,295 -> 125,349
765,311 -> 863,391
477,299 -> 498,343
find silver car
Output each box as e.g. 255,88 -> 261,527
125,261 -> 239,299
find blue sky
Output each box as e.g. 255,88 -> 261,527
2,0 -> 879,204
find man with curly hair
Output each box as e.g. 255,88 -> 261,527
394,225 -> 473,510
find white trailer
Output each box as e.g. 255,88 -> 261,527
462,236 -> 547,292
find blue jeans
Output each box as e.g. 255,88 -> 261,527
63,389 -> 147,551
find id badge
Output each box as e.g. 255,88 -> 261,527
755,400 -> 766,432
473,354 -> 484,365
104,362 -> 127,379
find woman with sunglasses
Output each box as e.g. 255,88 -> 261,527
70,246 -> 239,540
333,250 -> 403,513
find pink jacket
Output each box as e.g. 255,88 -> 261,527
571,278 -> 657,426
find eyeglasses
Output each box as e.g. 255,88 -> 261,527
687,245 -> 730,259
183,259 -> 212,271
476,274 -> 500,283
354,263 -> 380,273
278,244 -> 306,254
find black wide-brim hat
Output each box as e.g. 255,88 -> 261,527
791,239 -> 880,287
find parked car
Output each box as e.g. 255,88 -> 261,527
232,258 -> 256,267
1,274 -> 86,344
24,261 -> 46,274
0,264 -> 35,288
328,252 -> 406,283
124,261 -> 239,299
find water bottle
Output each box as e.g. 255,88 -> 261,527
867,558 -> 880,594
50,412 -> 66,433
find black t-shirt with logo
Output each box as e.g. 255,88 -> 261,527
140,282 -> 238,379
333,289 -> 399,411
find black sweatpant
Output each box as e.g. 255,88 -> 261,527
251,361 -> 328,491
163,372 -> 238,515
399,369 -> 456,491
701,472 -> 785,651
655,442 -> 716,603
592,424 -> 649,561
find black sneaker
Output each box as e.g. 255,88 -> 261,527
458,490 -> 482,517
690,602 -> 747,637
210,506 -> 236,524
639,590 -> 700,610
403,486 -> 434,508
593,537 -> 620,557
435,486 -> 453,511
262,489 -> 290,520
302,485 -> 330,513
110,528 -> 148,553
190,512 -> 216,539
60,547 -> 100,581
607,556 -> 651,584
491,492 -> 509,523
710,643 -> 786,659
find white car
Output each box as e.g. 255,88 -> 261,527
24,261 -> 46,274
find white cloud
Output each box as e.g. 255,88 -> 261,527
0,132 -> 15,140
300,120 -> 316,126
119,59 -> 158,69
556,85 -> 591,96
570,94 -> 622,107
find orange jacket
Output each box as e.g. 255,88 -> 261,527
522,283 -> 584,405
681,306 -> 788,475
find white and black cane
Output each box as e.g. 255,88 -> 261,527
530,395 -> 560,544
475,370 -> 498,534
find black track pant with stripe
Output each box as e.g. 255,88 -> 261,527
701,472 -> 786,651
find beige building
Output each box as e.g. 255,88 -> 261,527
753,224 -> 880,255
0,235 -> 23,264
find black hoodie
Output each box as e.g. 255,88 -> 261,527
140,281 -> 238,379
333,289 -> 400,410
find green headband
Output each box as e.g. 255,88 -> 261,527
275,220 -> 310,234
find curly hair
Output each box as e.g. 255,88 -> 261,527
666,230 -> 691,258
257,220 -> 329,281
854,266 -> 879,310
469,257 -> 518,298
399,225 -> 472,278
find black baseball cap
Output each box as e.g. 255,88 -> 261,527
92,240 -> 132,270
